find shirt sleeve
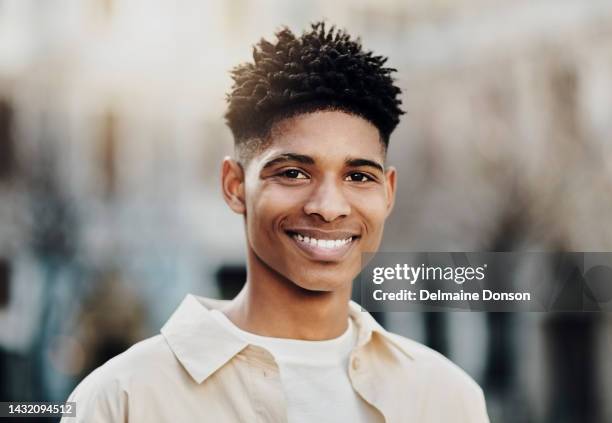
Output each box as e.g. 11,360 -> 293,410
60,372 -> 129,423
466,384 -> 490,423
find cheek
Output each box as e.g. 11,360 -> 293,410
246,185 -> 305,240
350,191 -> 389,241
350,188 -> 389,219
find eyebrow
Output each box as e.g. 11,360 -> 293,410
261,153 -> 384,173
262,153 -> 315,169
345,158 -> 385,173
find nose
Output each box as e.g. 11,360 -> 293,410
303,176 -> 351,222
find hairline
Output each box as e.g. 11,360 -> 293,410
235,109 -> 388,167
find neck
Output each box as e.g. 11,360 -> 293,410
223,248 -> 352,340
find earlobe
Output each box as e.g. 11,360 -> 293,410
221,157 -> 246,215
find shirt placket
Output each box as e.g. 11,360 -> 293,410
348,347 -> 389,423
242,346 -> 288,423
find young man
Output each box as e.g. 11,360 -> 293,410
63,22 -> 489,422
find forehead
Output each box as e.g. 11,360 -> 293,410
256,110 -> 385,165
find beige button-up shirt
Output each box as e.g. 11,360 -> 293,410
62,294 -> 489,422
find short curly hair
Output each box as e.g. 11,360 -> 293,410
224,21 -> 404,160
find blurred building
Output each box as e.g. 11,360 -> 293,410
0,1 -> 611,422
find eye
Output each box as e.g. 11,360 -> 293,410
281,169 -> 308,179
345,172 -> 373,182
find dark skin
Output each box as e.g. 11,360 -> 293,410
221,110 -> 397,340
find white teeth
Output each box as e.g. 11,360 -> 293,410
292,233 -> 355,249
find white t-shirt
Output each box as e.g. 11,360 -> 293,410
210,310 -> 382,423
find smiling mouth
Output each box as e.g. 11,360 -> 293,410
285,230 -> 359,261
290,232 -> 354,249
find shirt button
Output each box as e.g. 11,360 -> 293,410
352,356 -> 361,371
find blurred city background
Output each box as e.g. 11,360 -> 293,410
0,0 -> 611,422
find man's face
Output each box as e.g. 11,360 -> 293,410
236,110 -> 396,292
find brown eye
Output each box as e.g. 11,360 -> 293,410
345,172 -> 372,182
282,169 -> 308,179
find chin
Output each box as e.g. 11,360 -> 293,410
288,270 -> 354,293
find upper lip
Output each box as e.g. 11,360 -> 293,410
285,227 -> 360,240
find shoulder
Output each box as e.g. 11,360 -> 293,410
383,331 -> 487,409
62,335 -> 180,422
78,334 -> 179,390
376,331 -> 489,422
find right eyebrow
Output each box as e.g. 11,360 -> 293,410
262,153 -> 316,169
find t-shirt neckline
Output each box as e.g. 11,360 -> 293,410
209,309 -> 356,366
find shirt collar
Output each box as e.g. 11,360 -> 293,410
348,301 -> 415,361
161,294 -> 413,384
161,295 -> 249,384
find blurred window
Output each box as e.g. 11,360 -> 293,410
215,264 -> 246,300
0,258 -> 10,308
0,100 -> 15,182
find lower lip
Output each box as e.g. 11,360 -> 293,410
286,233 -> 358,262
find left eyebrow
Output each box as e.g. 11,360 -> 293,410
345,158 -> 385,173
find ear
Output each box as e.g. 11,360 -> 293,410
384,166 -> 397,217
221,157 -> 246,215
